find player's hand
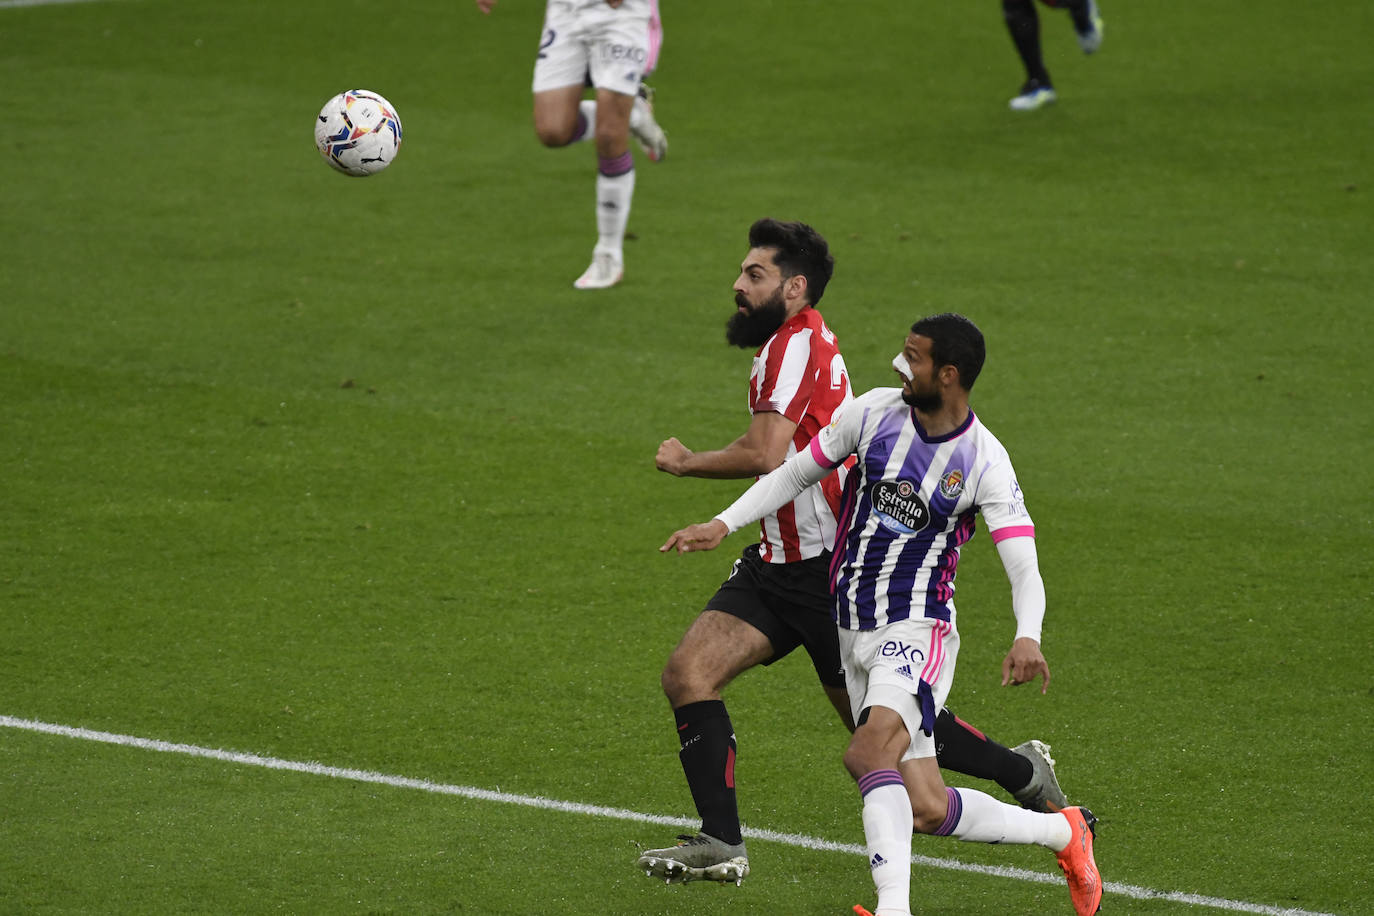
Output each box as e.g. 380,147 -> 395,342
661,520 -> 728,554
606,0 -> 624,8
655,437 -> 693,476
475,0 -> 497,14
1001,637 -> 1051,694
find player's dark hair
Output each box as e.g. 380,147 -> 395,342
748,218 -> 834,305
910,313 -> 986,391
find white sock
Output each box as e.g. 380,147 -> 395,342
594,164 -> 634,262
858,770 -> 913,916
936,787 -> 1072,850
575,100 -> 596,143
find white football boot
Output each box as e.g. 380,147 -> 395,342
1075,0 -> 1105,54
630,84 -> 668,163
573,250 -> 624,290
1009,80 -> 1058,111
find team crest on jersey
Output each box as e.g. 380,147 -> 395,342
871,479 -> 931,534
939,469 -> 965,499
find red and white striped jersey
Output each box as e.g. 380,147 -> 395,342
748,307 -> 852,563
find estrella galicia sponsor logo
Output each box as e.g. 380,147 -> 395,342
877,640 -> 925,665
939,468 -> 965,499
871,479 -> 930,533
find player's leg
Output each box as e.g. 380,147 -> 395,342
910,761 -> 1102,915
839,625 -> 927,916
569,87 -> 635,289
845,707 -> 918,916
1002,0 -> 1058,111
824,684 -> 858,731
1058,0 -> 1104,53
572,6 -> 655,289
900,750 -> 1101,915
530,2 -> 592,145
531,84 -> 591,147
844,706 -> 919,916
659,609 -> 771,819
638,609 -> 769,883
847,709 -> 1094,913
933,708 -> 1067,811
639,547 -> 787,883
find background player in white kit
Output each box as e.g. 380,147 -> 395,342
475,0 -> 668,289
662,314 -> 1103,915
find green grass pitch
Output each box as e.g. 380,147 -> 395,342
2,0 -> 1371,913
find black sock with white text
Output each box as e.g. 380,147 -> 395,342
674,700 -> 742,846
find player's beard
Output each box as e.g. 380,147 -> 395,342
726,286 -> 787,348
901,383 -> 943,412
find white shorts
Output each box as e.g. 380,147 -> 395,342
838,618 -> 960,762
532,0 -> 654,97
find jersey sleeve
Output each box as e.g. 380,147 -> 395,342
755,328 -> 817,424
806,391 -> 867,469
978,454 -> 1035,543
996,535 -> 1046,644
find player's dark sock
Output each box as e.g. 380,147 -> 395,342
933,708 -> 1034,795
1063,0 -> 1095,34
1002,0 -> 1052,86
674,700 -> 742,845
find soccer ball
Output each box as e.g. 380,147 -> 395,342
314,89 -> 403,177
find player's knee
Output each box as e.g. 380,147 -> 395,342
660,657 -> 698,704
843,729 -> 889,780
659,663 -> 682,701
534,122 -> 574,148
911,803 -> 948,835
842,744 -> 869,780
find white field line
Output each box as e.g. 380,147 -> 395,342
1,715 -> 1342,916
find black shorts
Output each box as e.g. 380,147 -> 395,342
705,543 -> 844,688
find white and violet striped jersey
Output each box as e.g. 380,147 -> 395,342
716,387 -> 1041,634
808,388 -> 1034,631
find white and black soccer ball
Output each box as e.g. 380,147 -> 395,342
314,89 -> 402,177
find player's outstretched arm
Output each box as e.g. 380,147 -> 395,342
661,441 -> 832,554
661,519 -> 729,554
1001,637 -> 1051,694
655,411 -> 799,479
